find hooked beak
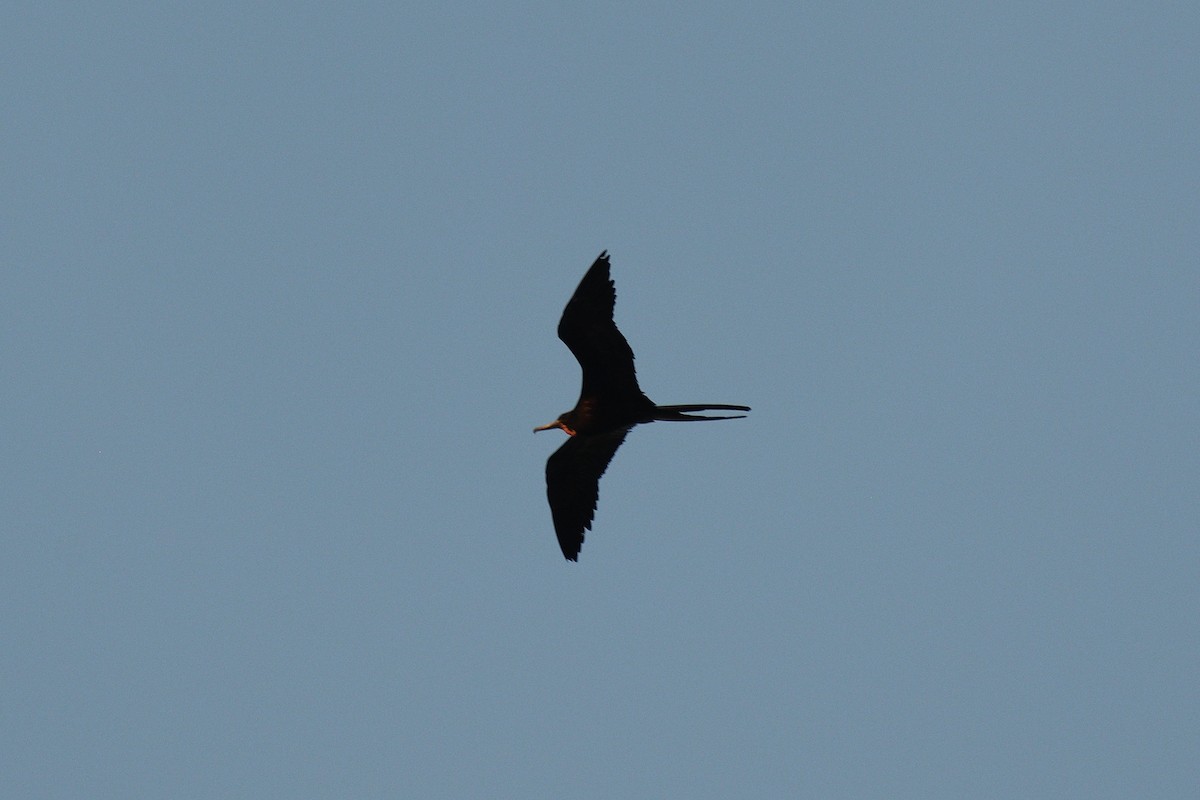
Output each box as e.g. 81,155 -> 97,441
533,420 -> 575,435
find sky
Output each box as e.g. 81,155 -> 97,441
3,3 -> 1198,798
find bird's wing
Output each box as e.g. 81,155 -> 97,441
557,252 -> 644,402
545,428 -> 629,561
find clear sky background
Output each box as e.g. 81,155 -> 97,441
4,3 -> 1197,798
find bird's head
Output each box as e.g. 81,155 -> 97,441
533,411 -> 577,436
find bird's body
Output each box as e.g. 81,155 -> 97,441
535,251 -> 749,560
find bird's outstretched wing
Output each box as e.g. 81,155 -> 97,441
545,428 -> 629,561
557,251 -> 644,402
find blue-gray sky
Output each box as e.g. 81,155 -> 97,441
4,4 -> 1197,798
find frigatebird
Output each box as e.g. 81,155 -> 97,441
534,251 -> 750,561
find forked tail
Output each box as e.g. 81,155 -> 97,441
652,404 -> 751,421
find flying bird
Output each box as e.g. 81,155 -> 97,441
534,251 -> 750,561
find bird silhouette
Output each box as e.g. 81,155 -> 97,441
534,251 -> 750,560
